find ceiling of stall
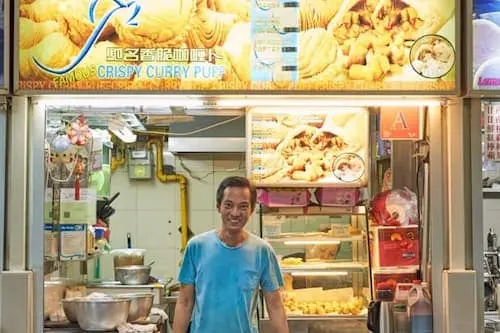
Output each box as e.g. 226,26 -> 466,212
45,104 -> 247,152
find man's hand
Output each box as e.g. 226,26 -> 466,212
264,290 -> 289,333
173,284 -> 195,333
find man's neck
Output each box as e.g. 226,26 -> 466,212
218,229 -> 247,247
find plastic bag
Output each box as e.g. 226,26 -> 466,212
370,188 -> 418,226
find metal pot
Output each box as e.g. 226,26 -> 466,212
117,293 -> 154,322
62,298 -> 80,323
75,298 -> 130,331
114,265 -> 151,285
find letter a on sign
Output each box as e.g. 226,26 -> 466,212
380,107 -> 423,140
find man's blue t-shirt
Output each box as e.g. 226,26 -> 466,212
178,230 -> 284,333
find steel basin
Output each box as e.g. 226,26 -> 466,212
75,298 -> 130,331
117,293 -> 154,322
62,298 -> 80,323
114,265 -> 151,285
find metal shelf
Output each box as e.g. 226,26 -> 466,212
262,206 -> 366,216
280,262 -> 368,273
266,235 -> 363,243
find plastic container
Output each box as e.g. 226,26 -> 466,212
393,283 -> 412,333
409,282 -> 433,333
393,303 -> 410,333
94,227 -> 106,240
257,189 -> 310,207
314,188 -> 360,207
111,249 -> 145,268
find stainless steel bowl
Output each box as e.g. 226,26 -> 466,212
117,293 -> 154,322
114,265 -> 151,285
62,298 -> 80,323
75,298 -> 130,331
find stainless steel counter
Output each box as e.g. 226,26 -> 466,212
261,316 -> 368,333
164,295 -> 368,333
43,305 -> 168,333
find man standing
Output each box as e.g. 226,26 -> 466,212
173,176 -> 289,333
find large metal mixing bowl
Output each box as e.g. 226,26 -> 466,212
62,298 -> 80,323
117,293 -> 154,322
75,298 -> 130,331
114,265 -> 151,285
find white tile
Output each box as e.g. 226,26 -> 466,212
109,209 -> 138,249
110,172 -> 138,210
175,154 -> 214,172
136,210 -> 179,250
144,249 -> 178,280
186,174 -> 215,211
213,153 -> 246,171
136,178 -> 178,211
213,171 -> 248,188
114,164 -> 129,174
212,210 -> 222,230
189,210 -> 215,235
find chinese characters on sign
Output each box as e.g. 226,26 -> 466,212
105,48 -> 214,63
485,105 -> 500,161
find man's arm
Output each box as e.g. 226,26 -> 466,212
173,284 -> 195,333
264,290 -> 289,333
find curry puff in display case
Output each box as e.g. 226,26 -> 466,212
247,107 -> 369,188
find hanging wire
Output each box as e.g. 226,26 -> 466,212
178,155 -> 246,181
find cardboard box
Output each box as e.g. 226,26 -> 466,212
372,226 -> 419,268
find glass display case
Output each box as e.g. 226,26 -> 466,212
259,205 -> 372,320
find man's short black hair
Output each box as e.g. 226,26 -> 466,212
216,176 -> 257,210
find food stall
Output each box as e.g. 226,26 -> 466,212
0,0 -> 474,330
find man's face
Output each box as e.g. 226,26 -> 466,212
217,186 -> 253,233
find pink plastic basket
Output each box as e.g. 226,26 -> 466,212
315,188 -> 360,207
257,189 -> 310,207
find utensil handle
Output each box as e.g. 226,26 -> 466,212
107,192 -> 121,205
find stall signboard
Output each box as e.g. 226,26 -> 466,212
247,107 -> 369,187
380,106 -> 423,140
17,0 -> 456,92
473,0 -> 500,90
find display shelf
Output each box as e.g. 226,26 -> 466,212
284,314 -> 368,320
371,265 -> 419,273
262,206 -> 366,216
280,262 -> 368,273
266,234 -> 363,243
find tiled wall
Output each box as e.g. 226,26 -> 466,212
93,153 -> 261,281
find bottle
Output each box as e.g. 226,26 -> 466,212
488,228 -> 497,251
393,283 -> 412,333
407,280 -> 421,314
409,282 -> 433,333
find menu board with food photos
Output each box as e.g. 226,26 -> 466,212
17,0 -> 455,92
247,107 -> 369,187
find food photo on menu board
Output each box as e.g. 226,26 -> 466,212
17,0 -> 456,91
247,108 -> 369,187
473,0 -> 500,89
